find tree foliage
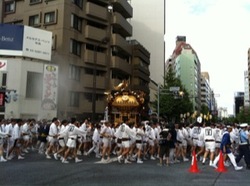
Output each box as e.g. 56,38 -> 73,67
154,68 -> 193,122
236,107 -> 250,123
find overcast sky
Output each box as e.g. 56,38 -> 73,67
165,0 -> 250,115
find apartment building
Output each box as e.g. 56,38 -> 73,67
1,0 -> 150,121
200,72 -> 211,109
168,36 -> 201,111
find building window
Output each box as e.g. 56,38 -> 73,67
69,65 -> 80,81
26,72 -> 43,99
44,11 -> 56,24
29,15 -> 40,26
70,39 -> 81,56
71,14 -> 82,32
69,92 -> 79,107
1,73 -> 7,87
30,0 -> 42,4
5,1 -> 15,14
72,0 -> 83,8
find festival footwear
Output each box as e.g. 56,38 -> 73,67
234,166 -> 243,171
75,158 -> 83,163
18,156 -> 25,160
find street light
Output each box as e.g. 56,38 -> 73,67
91,37 -> 110,122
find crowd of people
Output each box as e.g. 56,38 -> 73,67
0,117 -> 250,171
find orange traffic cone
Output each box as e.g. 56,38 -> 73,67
189,151 -> 200,173
216,150 -> 227,172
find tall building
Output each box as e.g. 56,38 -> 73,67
200,72 -> 211,109
167,36 -> 201,111
218,107 -> 228,120
234,92 -> 244,116
0,0 -> 150,121
244,70 -> 249,106
247,48 -> 250,106
130,0 -> 165,84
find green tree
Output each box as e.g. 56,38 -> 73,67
200,104 -> 209,115
236,106 -> 250,123
154,68 -> 193,122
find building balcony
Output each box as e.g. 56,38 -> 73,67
110,0 -> 133,18
85,2 -> 108,21
132,84 -> 149,94
83,74 -> 106,89
133,50 -> 150,65
112,12 -> 132,37
85,25 -> 107,42
84,49 -> 107,67
80,100 -> 106,113
133,62 -> 150,75
133,69 -> 150,82
110,56 -> 132,75
111,34 -> 131,55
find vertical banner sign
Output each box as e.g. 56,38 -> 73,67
42,64 -> 58,110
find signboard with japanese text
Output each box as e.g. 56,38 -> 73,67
22,26 -> 52,61
42,64 -> 58,110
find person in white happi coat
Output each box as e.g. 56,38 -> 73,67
100,121 -> 113,162
53,119 -> 69,160
177,124 -> 189,162
21,119 -> 32,153
45,118 -> 60,159
214,123 -> 223,157
7,119 -> 24,160
145,122 -> 156,160
5,119 -> 15,158
86,123 -> 101,158
201,122 -> 216,166
117,120 -> 136,164
0,123 -> 11,162
60,118 -> 86,163
77,119 -> 88,155
133,122 -> 145,163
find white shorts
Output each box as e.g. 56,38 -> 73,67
47,136 -> 57,145
181,140 -> 187,147
192,139 -> 198,146
148,139 -> 155,147
23,135 -> 30,141
122,140 -> 130,148
205,141 -> 216,152
136,140 -> 143,150
66,138 -> 76,148
215,141 -> 221,148
58,138 -> 66,147
130,138 -> 136,146
102,137 -> 111,148
197,140 -> 205,147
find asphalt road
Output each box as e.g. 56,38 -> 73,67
1,152 -> 250,186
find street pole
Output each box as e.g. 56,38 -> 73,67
91,45 -> 97,122
157,84 -> 160,122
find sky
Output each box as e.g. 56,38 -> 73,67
165,0 -> 250,115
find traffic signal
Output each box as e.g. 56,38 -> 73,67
0,92 -> 5,107
5,92 -> 11,103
